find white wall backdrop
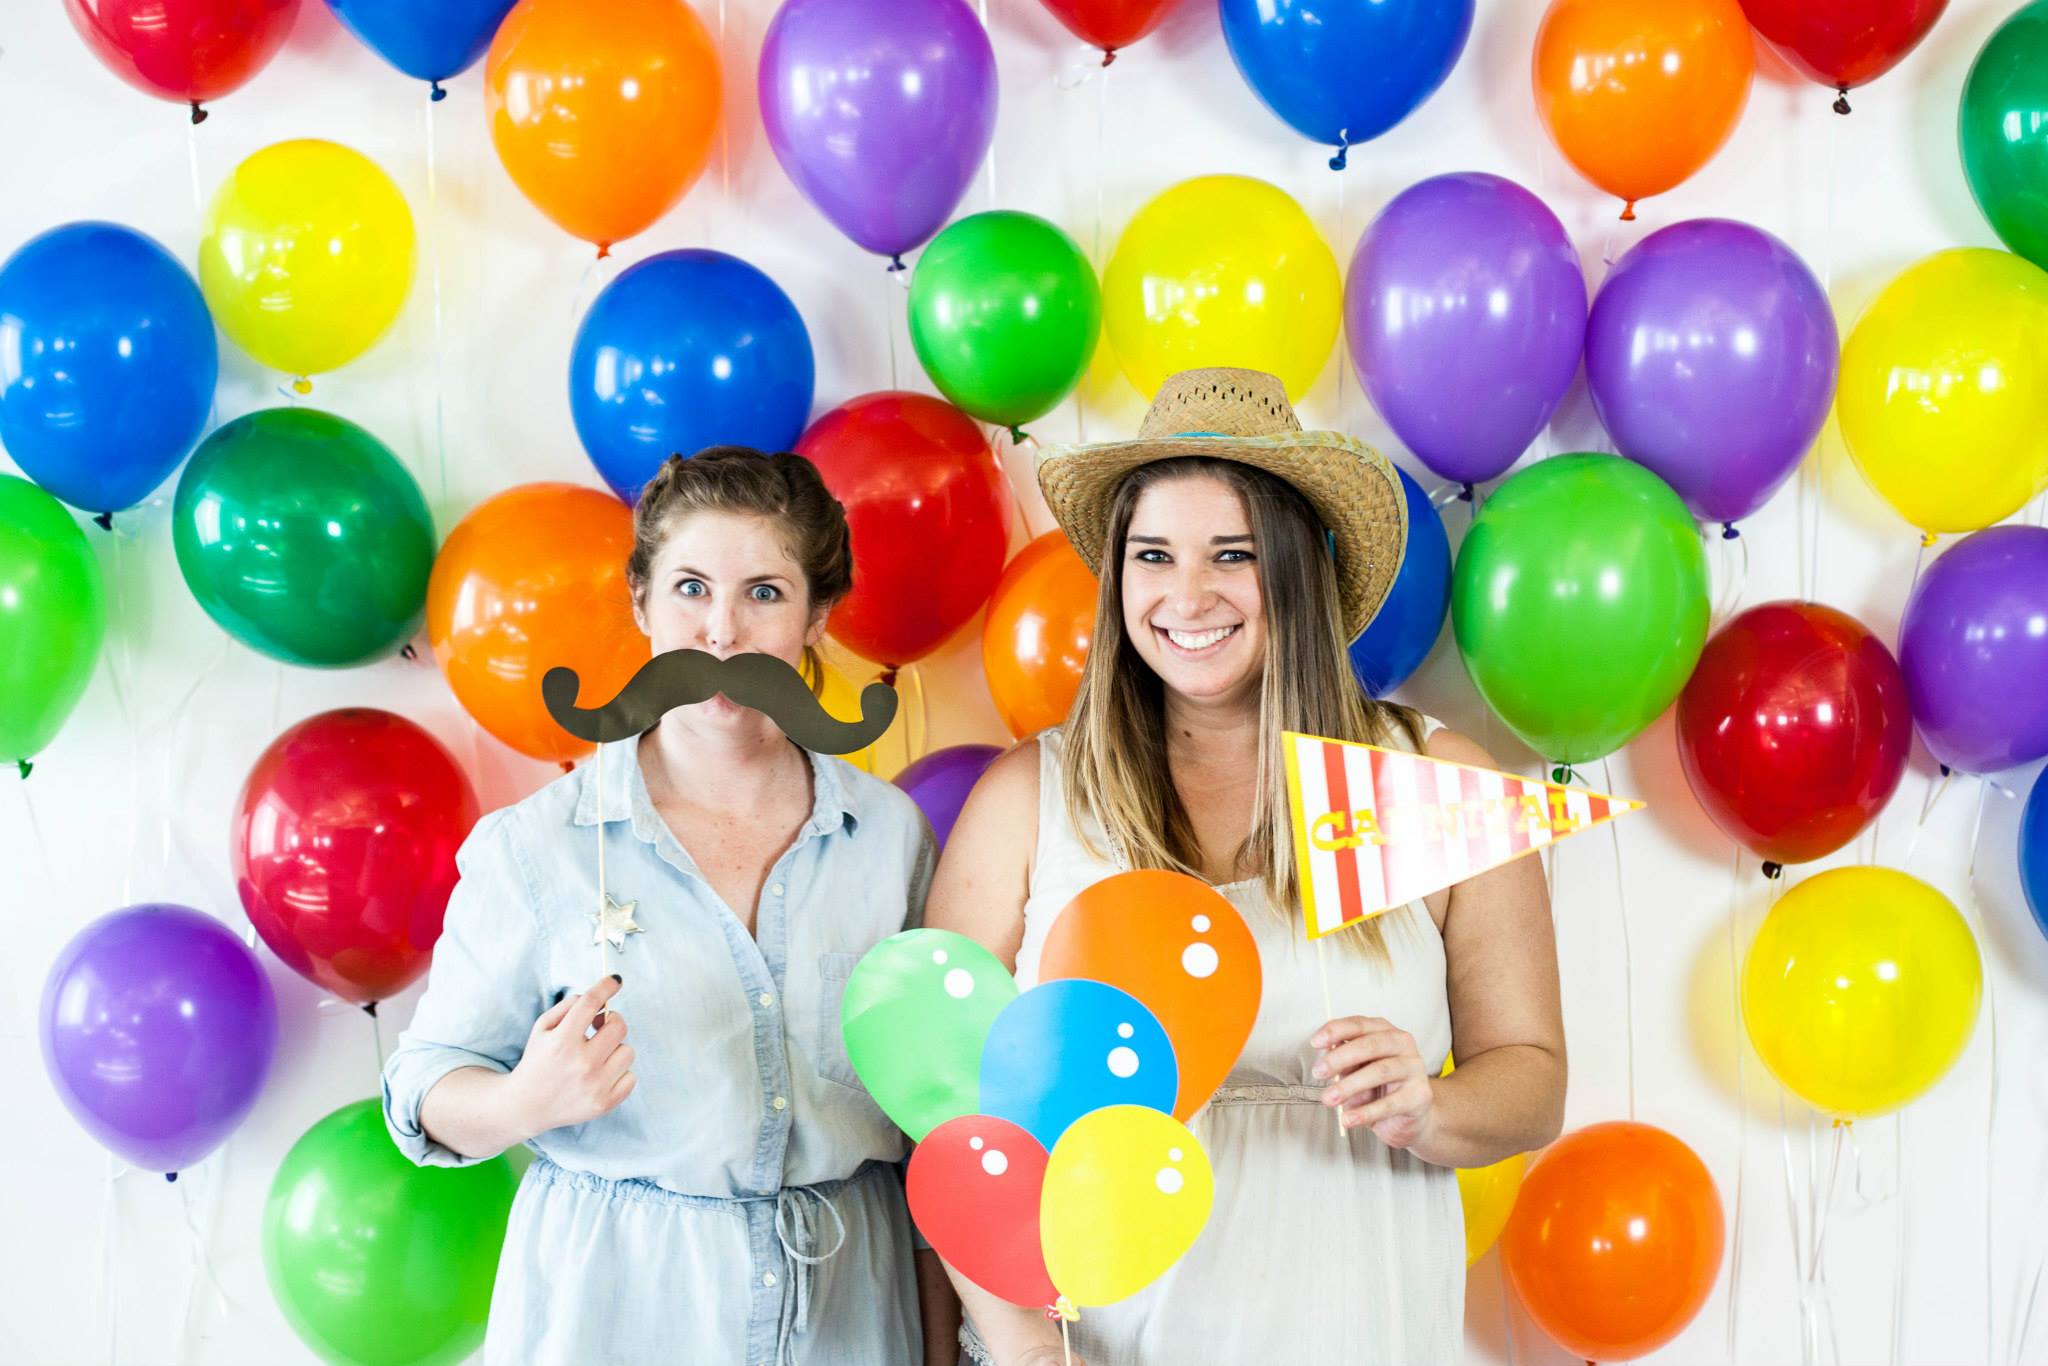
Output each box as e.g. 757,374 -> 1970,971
4,1 -> 2047,1363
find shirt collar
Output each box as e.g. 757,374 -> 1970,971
572,735 -> 862,836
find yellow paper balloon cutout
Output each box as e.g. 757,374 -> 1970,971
1741,866 -> 1981,1120
815,652 -> 910,779
1837,248 -> 2048,534
199,139 -> 416,384
1443,1055 -> 1526,1265
1042,1105 -> 1213,1307
1102,174 -> 1340,402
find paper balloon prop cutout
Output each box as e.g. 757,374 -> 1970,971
980,980 -> 1178,1151
1039,870 -> 1260,1121
843,929 -> 1019,1141
908,1115 -> 1058,1308
1284,732 -> 1643,939
543,649 -> 897,755
1042,1105 -> 1215,1307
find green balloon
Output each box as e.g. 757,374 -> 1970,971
1961,2 -> 2048,272
264,1100 -> 519,1366
842,928 -> 1019,1141
1452,454 -> 1709,764
173,408 -> 433,667
908,211 -> 1101,431
0,476 -> 104,769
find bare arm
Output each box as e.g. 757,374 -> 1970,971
921,742 -> 1075,1365
1312,728 -> 1566,1170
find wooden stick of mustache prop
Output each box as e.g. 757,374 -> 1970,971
542,650 -> 898,755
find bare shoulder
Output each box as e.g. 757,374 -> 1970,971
1422,725 -> 1499,770
927,736 -> 1043,966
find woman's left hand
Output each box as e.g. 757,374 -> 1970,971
1310,1016 -> 1436,1150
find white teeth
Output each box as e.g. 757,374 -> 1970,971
1165,626 -> 1236,651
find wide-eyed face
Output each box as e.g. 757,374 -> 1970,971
632,510 -> 827,723
1119,472 -> 1267,708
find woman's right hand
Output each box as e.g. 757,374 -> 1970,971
507,974 -> 636,1135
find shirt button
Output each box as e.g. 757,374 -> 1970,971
772,1095 -> 788,1111
758,992 -> 775,1008
770,882 -> 785,897
763,1271 -> 778,1288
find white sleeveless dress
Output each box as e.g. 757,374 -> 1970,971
965,724 -> 1465,1366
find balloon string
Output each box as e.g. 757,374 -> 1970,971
1799,1122 -> 1847,1366
1806,102 -> 1841,605
881,266 -> 899,389
1890,1114 -> 1909,1366
105,526 -> 142,909
1779,1089 -> 1813,1366
1897,765 -> 1953,870
1334,166 -> 1348,433
2013,1242 -> 2045,1366
1725,843 -> 1749,1361
104,1153 -> 124,1366
157,635 -> 230,887
1600,757 -> 1634,1122
977,0 -> 998,210
1964,778 -> 2000,1364
269,657 -> 285,742
176,1164 -> 232,1325
717,0 -> 732,207
905,662 -> 928,766
370,1008 -> 386,1075
423,85 -> 451,511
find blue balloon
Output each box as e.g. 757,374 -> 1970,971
569,250 -> 817,503
324,0 -> 519,93
979,980 -> 1177,1151
1350,465 -> 1452,696
1220,0 -> 1475,166
0,223 -> 217,518
2024,767 -> 2048,942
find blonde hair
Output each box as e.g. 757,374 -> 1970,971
1059,457 -> 1423,959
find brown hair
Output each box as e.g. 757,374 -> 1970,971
1059,457 -> 1423,960
626,447 -> 854,687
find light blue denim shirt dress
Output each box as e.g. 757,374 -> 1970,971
381,737 -> 935,1366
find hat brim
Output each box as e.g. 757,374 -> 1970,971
1035,429 -> 1408,643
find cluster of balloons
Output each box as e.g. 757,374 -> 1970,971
845,871 -> 1260,1312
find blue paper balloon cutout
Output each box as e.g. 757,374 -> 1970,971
1348,464 -> 1452,696
978,979 -> 1178,1151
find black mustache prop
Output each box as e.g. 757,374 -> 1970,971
542,650 -> 898,755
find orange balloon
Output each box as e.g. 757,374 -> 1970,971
1501,1121 -> 1724,1362
427,483 -> 648,764
484,0 -> 721,254
981,531 -> 1097,740
1533,0 -> 1754,217
1038,870 -> 1262,1122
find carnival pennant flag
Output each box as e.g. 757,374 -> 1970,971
1283,731 -> 1644,941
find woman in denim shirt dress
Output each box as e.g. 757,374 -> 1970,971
381,449 -> 950,1365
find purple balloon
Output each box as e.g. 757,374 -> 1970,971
1347,172 -> 1586,489
40,904 -> 278,1173
894,743 -> 1001,848
1586,219 -> 1838,527
759,0 -> 997,264
1899,526 -> 2048,774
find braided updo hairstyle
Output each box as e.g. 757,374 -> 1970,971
625,447 -> 854,687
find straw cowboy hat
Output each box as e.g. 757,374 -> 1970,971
1035,367 -> 1408,642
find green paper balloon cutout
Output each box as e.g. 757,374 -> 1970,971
1961,2 -> 2048,273
908,210 -> 1101,432
173,407 -> 434,667
842,928 -> 1019,1141
1452,453 -> 1709,764
0,476 -> 104,770
263,1100 -> 518,1366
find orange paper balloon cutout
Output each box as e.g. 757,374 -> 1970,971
1038,870 -> 1261,1122
1533,0 -> 1754,219
427,483 -> 648,765
982,531 -> 1097,740
1501,1121 -> 1725,1362
484,0 -> 722,255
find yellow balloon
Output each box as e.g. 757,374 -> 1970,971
1741,866 -> 1981,1119
1838,247 -> 2048,534
1102,174 -> 1340,401
1041,1105 -> 1213,1307
815,653 -> 910,779
1456,1152 -> 1526,1266
199,139 -> 416,383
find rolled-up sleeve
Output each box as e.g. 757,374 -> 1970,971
382,808 -> 546,1167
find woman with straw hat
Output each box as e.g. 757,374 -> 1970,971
926,369 -> 1565,1365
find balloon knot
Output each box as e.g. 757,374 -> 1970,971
1720,521 -> 1739,541
1328,137 -> 1350,173
887,255 -> 907,273
1761,860 -> 1783,880
1833,87 -> 1851,116
92,511 -> 114,531
879,666 -> 900,688
1101,48 -> 1117,68
291,377 -> 313,396
596,243 -> 612,261
361,1000 -> 379,1018
1920,530 -> 1938,548
16,760 -> 31,780
1009,425 -> 1028,445
400,642 -> 418,662
1458,483 -> 1475,503
1619,200 -> 1637,222
189,101 -> 208,126
430,80 -> 447,102
561,760 -> 576,774
1939,763 -> 1951,778
165,1171 -> 179,1183
1046,1297 -> 1079,1322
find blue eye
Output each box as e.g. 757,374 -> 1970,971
677,579 -> 707,597
749,583 -> 781,602
1217,549 -> 1254,564
1132,548 -> 1170,564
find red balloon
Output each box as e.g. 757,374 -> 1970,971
1036,0 -> 1185,57
1737,0 -> 1947,105
64,0 -> 300,117
797,392 -> 1011,669
907,1115 -> 1057,1308
1676,600 -> 1910,867
1501,1121 -> 1724,1362
233,709 -> 479,1005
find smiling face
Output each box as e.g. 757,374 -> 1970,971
1119,472 -> 1269,709
632,509 -> 829,723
